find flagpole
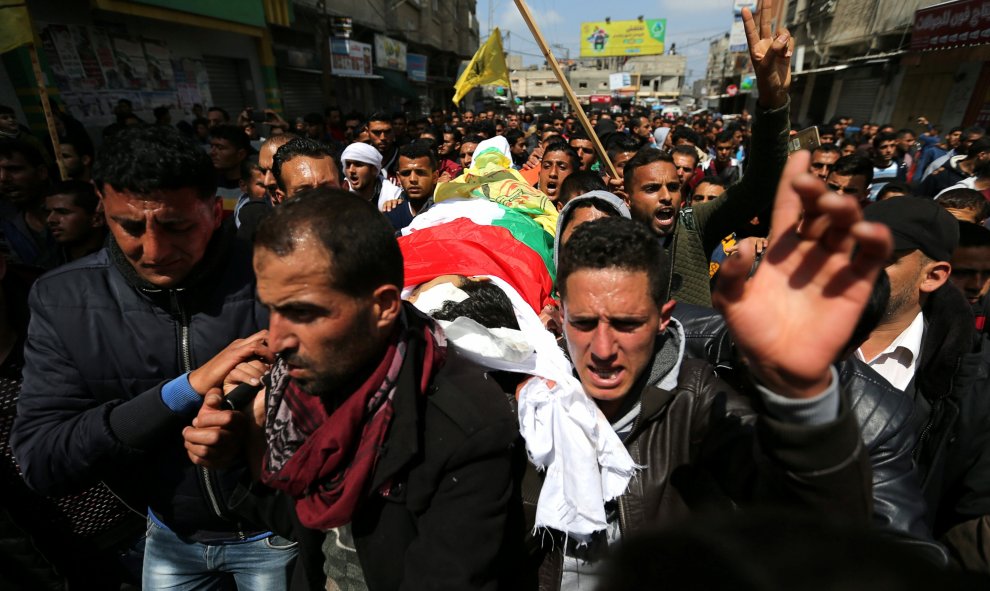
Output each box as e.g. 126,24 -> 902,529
28,42 -> 67,181
511,0 -> 618,180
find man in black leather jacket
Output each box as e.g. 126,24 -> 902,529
524,146 -> 895,588
858,198 -> 990,572
672,301 -> 946,564
11,126 -> 296,589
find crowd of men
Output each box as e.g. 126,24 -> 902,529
2,2 -> 990,589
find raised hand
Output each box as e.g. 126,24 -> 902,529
743,0 -> 794,109
712,151 -> 892,399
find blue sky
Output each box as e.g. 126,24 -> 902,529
478,0 -> 739,84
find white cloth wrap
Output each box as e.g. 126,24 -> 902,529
421,274 -> 637,541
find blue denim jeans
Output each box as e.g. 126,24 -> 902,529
142,520 -> 297,591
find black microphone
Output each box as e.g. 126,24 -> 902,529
220,381 -> 263,411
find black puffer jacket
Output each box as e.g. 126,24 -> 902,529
11,227 -> 270,540
672,304 -> 946,563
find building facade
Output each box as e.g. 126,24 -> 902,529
702,32 -> 756,114
1,0 -> 480,143
784,0 -> 990,130
510,53 -> 687,112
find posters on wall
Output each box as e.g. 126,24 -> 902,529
111,35 -> 150,90
38,23 -> 212,126
331,39 -> 375,77
407,53 -> 427,82
375,34 -> 407,71
143,39 -> 176,90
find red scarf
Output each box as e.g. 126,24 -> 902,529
261,315 -> 446,530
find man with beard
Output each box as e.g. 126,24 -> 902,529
58,138 -> 93,181
340,142 -> 402,210
629,115 -> 654,148
622,0 -> 791,307
12,126 -> 297,589
367,113 -> 399,182
437,128 -> 464,179
212,190 -> 519,590
385,142 -> 438,230
857,197 -> 990,572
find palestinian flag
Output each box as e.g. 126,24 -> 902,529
399,218 -> 553,314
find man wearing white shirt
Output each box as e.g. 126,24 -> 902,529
340,142 -> 403,210
859,196 -> 990,574
857,197 -> 956,391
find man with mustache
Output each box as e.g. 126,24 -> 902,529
624,0 -> 792,307
206,189 -> 519,590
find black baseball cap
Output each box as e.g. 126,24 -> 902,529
864,196 -> 959,261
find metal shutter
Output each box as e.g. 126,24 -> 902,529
278,68 -> 326,119
837,77 -> 882,124
202,55 -> 251,115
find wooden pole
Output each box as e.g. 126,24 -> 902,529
774,0 -> 785,36
27,43 -> 67,180
511,0 -> 619,180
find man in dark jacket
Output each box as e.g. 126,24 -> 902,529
623,2 -> 791,307
859,197 -> 990,572
527,147 -> 891,588
11,126 -> 296,589
212,189 -> 519,590
671,300 -> 945,564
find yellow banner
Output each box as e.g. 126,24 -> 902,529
0,3 -> 33,54
580,19 -> 666,58
452,27 -> 510,105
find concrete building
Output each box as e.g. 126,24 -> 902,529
2,0 -> 282,142
509,53 -> 686,111
785,0 -> 990,130
278,0 -> 480,114
511,68 -> 565,102
703,33 -> 754,114
1,0 -> 481,143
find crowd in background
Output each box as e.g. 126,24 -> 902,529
3,6 -> 990,588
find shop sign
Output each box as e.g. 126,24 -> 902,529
911,0 -> 990,51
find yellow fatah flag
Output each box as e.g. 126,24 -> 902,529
452,27 -> 511,105
0,3 -> 33,54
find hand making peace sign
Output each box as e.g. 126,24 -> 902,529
743,0 -> 794,110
